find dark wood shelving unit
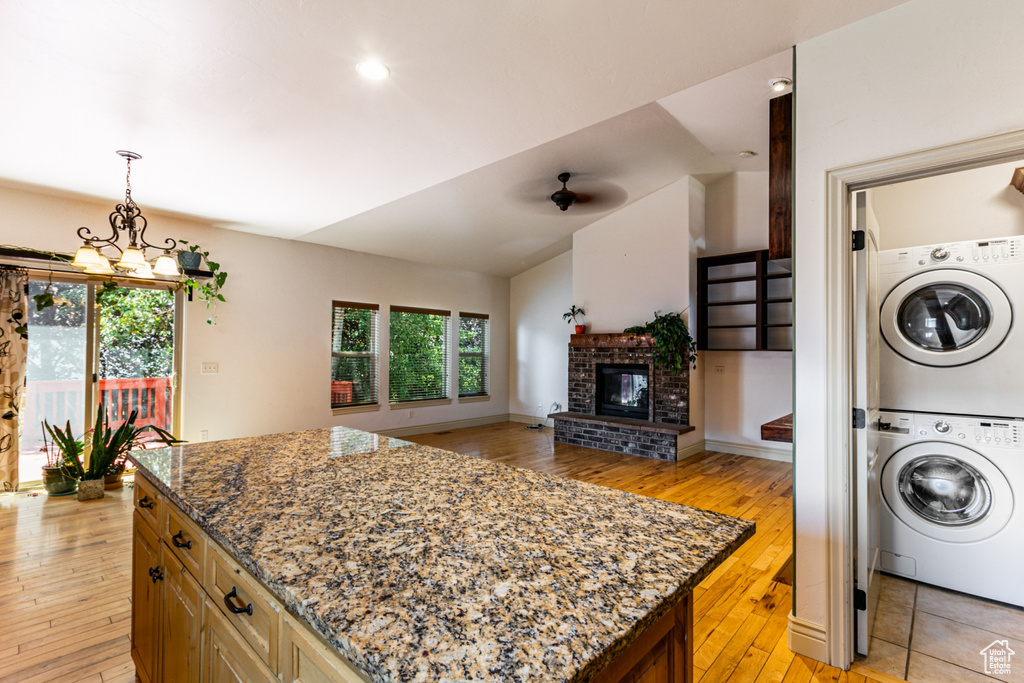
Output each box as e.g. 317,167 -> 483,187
697,249 -> 793,351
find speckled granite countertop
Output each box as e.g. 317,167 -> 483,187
130,426 -> 754,683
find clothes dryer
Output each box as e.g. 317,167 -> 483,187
877,411 -> 1024,607
879,237 -> 1024,418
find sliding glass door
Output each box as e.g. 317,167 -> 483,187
20,279 -> 181,485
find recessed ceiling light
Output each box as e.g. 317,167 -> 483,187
770,77 -> 792,92
739,151 -> 758,158
357,61 -> 390,80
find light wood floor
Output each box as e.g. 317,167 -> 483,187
0,422 -> 892,682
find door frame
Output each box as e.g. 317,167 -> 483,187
821,128 -> 1024,667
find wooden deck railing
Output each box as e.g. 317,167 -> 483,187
22,377 -> 172,448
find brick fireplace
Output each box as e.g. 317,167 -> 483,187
550,333 -> 694,461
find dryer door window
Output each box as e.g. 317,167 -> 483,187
897,284 -> 990,352
897,455 -> 992,526
880,270 -> 1011,367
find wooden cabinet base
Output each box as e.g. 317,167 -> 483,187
593,594 -> 692,683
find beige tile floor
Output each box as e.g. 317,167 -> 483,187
858,573 -> 1024,682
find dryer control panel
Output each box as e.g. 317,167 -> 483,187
879,237 -> 1023,273
878,411 -> 1024,449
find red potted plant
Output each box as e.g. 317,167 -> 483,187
563,305 -> 586,334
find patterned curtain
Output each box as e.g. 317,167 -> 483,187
0,269 -> 28,491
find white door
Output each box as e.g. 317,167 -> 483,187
853,191 -> 881,655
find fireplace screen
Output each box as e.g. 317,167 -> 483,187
597,364 -> 649,419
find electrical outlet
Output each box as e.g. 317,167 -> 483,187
201,362 -> 219,375
199,430 -> 209,442
714,365 -> 725,375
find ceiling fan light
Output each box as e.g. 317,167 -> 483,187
551,172 -> 579,211
116,247 -> 147,269
71,244 -> 103,268
152,251 -> 180,276
551,189 -> 578,211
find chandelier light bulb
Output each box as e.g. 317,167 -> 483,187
116,247 -> 147,270
152,251 -> 180,276
83,258 -> 114,275
131,261 -> 155,279
71,244 -> 103,268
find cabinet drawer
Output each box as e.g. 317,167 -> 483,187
161,503 -> 206,583
133,474 -> 161,530
205,598 -> 277,683
281,615 -> 370,683
207,544 -> 280,673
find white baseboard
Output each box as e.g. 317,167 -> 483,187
378,414 -> 510,438
704,439 -> 793,462
677,440 -> 708,460
509,413 -> 552,428
788,612 -> 829,663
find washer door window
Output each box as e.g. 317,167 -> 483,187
880,270 -> 1011,367
881,441 -> 1013,543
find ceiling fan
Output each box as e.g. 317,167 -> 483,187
551,172 -> 580,211
506,171 -> 628,215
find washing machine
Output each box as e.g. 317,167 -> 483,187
878,237 -> 1024,418
878,410 -> 1024,607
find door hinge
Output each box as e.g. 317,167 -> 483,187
852,230 -> 865,251
853,408 -> 866,429
855,588 -> 867,611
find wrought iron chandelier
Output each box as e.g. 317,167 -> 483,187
71,151 -> 181,278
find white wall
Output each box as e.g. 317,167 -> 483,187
571,177 -> 706,446
573,178 -> 697,333
703,173 -> 793,456
871,160 -> 1024,250
793,0 -> 1024,648
705,172 -> 771,254
0,183 -> 510,442
508,250 -> 572,422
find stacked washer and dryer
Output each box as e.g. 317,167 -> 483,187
877,237 -> 1024,608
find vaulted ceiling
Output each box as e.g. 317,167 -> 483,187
0,1 -> 908,276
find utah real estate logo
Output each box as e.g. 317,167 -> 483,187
980,639 -> 1015,676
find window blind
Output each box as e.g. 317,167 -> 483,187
331,301 -> 379,408
389,306 -> 451,403
458,312 -> 489,397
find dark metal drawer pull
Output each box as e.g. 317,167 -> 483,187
223,587 -> 253,616
138,496 -> 154,509
171,530 -> 192,550
149,566 -> 164,583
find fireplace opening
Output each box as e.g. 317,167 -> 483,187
597,364 -> 649,419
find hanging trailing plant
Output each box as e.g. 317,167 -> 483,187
176,240 -> 227,324
623,310 -> 698,374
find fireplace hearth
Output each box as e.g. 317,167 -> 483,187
550,333 -> 693,461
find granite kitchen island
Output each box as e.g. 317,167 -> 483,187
129,426 -> 754,682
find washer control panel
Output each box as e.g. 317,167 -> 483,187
879,237 -> 1022,273
879,411 -> 1024,449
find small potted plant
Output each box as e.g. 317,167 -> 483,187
39,423 -> 79,496
44,406 -> 182,501
563,305 -> 586,334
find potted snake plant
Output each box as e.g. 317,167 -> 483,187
44,406 -> 182,501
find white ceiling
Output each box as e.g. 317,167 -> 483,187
0,0 -> 908,276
